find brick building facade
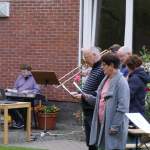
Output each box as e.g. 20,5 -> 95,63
0,0 -> 80,101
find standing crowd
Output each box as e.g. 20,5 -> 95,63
2,44 -> 150,149
72,45 -> 150,150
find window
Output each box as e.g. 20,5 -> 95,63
133,0 -> 150,53
95,0 -> 125,49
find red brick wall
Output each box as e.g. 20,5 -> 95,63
0,0 -> 80,101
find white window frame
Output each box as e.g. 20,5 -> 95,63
124,0 -> 134,52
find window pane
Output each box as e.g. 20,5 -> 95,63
133,0 -> 150,53
95,0 -> 125,49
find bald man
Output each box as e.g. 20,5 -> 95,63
72,47 -> 105,150
117,46 -> 132,77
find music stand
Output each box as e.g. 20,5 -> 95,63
31,71 -> 60,138
32,71 -> 60,86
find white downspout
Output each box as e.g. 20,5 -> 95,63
78,0 -> 83,66
91,0 -> 97,46
124,0 -> 134,52
82,0 -> 92,48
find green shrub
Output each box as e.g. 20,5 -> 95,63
140,46 -> 150,121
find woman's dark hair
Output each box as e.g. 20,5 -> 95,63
125,55 -> 142,70
101,53 -> 120,69
20,64 -> 32,71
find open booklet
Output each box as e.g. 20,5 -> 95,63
61,84 -> 73,96
61,84 -> 77,97
126,113 -> 150,133
61,82 -> 83,97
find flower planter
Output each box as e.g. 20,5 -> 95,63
37,112 -> 57,130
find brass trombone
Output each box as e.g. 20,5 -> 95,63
56,66 -> 81,88
100,49 -> 110,56
56,49 -> 111,88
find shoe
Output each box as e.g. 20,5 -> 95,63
12,122 -> 24,129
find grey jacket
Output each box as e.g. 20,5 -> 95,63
89,71 -> 130,150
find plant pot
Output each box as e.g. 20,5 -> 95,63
37,112 -> 57,130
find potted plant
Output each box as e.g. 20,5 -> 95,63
36,104 -> 60,130
140,46 -> 150,121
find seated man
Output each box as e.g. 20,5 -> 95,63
14,64 -> 40,94
9,64 -> 40,129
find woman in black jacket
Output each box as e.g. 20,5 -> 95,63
126,55 -> 150,115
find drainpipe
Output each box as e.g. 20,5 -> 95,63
124,0 -> 134,52
78,0 -> 83,66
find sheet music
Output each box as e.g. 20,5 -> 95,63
73,82 -> 83,93
126,113 -> 150,133
5,89 -> 35,98
6,88 -> 18,93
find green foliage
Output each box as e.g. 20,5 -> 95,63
36,104 -> 60,114
145,91 -> 150,122
43,105 -> 60,113
139,46 -> 150,63
140,46 -> 150,121
144,82 -> 150,122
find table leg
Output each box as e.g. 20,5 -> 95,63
26,105 -> 31,141
144,143 -> 150,150
32,100 -> 37,129
4,108 -> 8,144
136,136 -> 139,150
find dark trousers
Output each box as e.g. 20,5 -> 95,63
7,97 -> 28,124
89,145 -> 97,150
84,112 -> 97,150
8,94 -> 45,128
9,108 -> 25,124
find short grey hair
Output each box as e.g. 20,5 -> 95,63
81,46 -> 102,63
118,46 -> 131,53
90,46 -> 102,54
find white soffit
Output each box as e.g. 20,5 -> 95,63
0,2 -> 10,17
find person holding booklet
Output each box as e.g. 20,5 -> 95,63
88,53 -> 130,150
71,47 -> 105,150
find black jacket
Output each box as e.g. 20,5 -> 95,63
128,67 -> 150,115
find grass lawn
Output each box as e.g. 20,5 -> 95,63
0,146 -> 47,150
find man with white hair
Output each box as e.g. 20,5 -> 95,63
72,47 -> 105,150
117,46 -> 132,77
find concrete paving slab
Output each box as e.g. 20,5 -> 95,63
10,140 -> 87,150
0,123 -> 87,150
